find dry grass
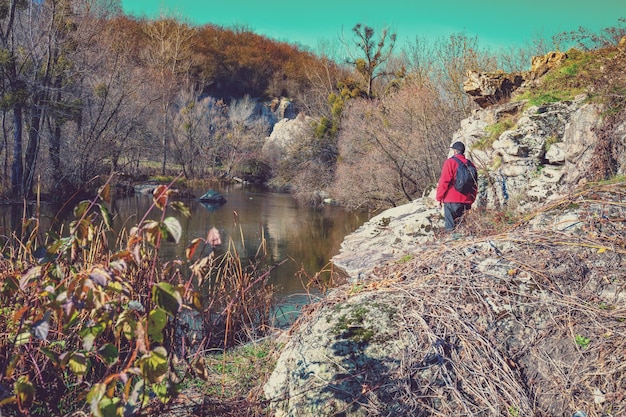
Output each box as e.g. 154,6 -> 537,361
351,179 -> 626,416
142,339 -> 281,417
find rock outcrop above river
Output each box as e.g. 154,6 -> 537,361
463,71 -> 525,108
331,93 -> 623,281
262,113 -> 316,164
463,51 -> 568,108
264,48 -> 626,417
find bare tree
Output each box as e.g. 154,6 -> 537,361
0,0 -> 105,197
403,35 -> 438,83
142,15 -> 193,175
300,39 -> 348,118
553,17 -> 626,51
221,95 -> 268,178
431,33 -> 498,116
172,91 -> 228,179
67,49 -> 153,186
0,0 -> 27,196
332,78 -> 459,209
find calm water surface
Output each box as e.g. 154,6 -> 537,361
1,183 -> 371,323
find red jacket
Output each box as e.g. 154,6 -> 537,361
436,153 -> 477,204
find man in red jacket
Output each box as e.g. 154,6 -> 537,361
436,141 -> 477,231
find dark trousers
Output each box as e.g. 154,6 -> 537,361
444,202 -> 472,231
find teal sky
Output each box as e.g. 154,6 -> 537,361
121,0 -> 626,50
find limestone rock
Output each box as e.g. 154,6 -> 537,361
545,142 -> 567,164
529,51 -> 568,79
331,195 -> 440,279
264,291 -> 414,417
262,114 -> 316,163
463,71 -> 525,108
462,97 -> 599,210
269,97 -> 297,120
561,103 -> 603,184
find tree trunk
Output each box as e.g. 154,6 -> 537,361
49,78 -> 62,186
10,103 -> 23,197
24,99 -> 44,198
2,110 -> 9,190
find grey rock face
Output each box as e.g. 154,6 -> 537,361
261,114 -> 316,163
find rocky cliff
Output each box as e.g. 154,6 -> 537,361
263,47 -> 626,417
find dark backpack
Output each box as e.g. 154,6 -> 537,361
451,156 -> 478,195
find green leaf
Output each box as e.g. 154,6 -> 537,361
575,334 -> 591,349
143,220 -> 161,246
115,310 -> 137,342
80,321 -> 106,346
148,308 -> 168,343
5,354 -> 20,378
108,281 -> 123,293
170,201 -> 191,218
87,383 -> 106,417
68,352 -> 88,376
47,236 -> 74,255
40,348 -> 59,366
98,344 -> 119,366
152,283 -> 182,316
82,333 -> 96,351
137,346 -> 168,383
163,217 -> 182,243
74,200 -> 91,219
15,332 -> 31,347
152,380 -> 172,402
99,396 -> 120,417
15,376 -> 35,412
98,203 -> 113,230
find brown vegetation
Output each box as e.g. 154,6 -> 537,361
373,181 -> 626,416
0,183 -> 277,415
331,79 -> 461,210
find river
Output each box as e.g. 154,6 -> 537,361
0,182 -> 371,325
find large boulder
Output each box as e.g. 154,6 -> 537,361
529,51 -> 568,79
463,71 -> 525,108
262,113 -> 316,163
268,97 -> 298,120
463,51 -> 568,108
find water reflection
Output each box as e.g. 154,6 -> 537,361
112,183 -> 370,306
0,184 -> 371,323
